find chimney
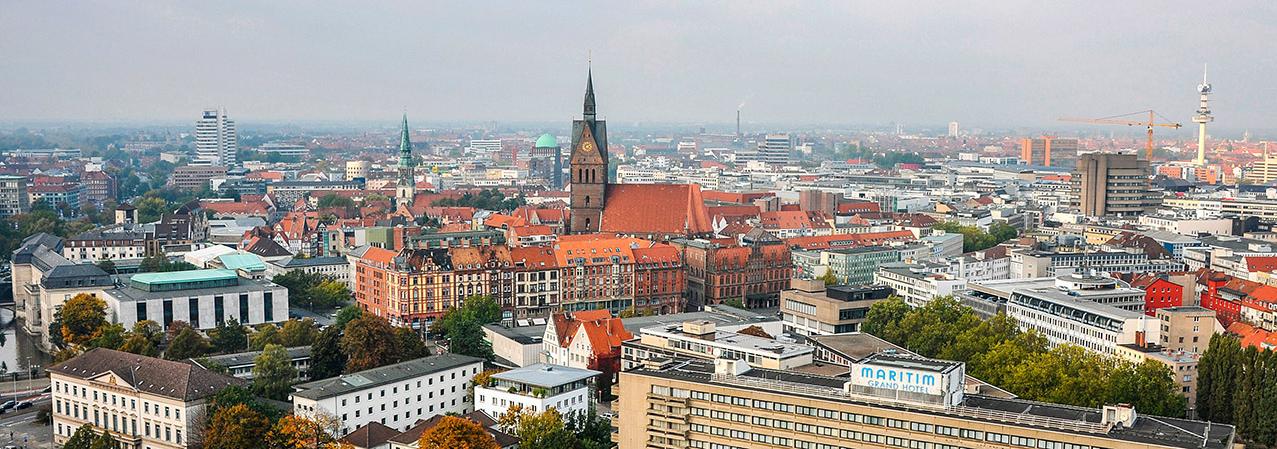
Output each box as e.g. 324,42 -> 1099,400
1135,331 -> 1147,348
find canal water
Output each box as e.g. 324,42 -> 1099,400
0,308 -> 51,375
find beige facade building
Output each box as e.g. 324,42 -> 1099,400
1072,152 -> 1159,217
615,354 -> 1236,449
1115,306 -> 1224,415
779,279 -> 891,335
50,348 -> 243,449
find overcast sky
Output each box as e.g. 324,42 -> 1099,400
2,1 -> 1274,132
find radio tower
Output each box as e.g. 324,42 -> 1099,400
1193,64 -> 1213,166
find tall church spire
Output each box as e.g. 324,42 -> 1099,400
398,113 -> 413,170
583,66 -> 596,121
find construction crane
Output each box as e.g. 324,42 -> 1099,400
1059,110 -> 1182,161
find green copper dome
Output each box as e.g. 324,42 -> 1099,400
535,133 -> 557,148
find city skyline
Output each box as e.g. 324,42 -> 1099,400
2,1 -> 1276,132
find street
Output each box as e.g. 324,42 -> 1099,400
0,396 -> 51,449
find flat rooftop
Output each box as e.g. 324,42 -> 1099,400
292,354 -> 482,401
631,357 -> 1235,449
491,363 -> 599,388
130,269 -> 238,286
642,324 -> 812,359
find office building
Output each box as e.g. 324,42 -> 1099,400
1007,274 -> 1160,356
0,175 -> 28,217
265,256 -> 352,288
615,353 -> 1236,449
1020,137 -> 1078,167
258,142 -> 309,158
822,246 -> 902,285
170,165 -> 228,191
195,108 -> 238,166
345,160 -> 371,181
948,121 -> 960,137
1010,249 -> 1184,278
102,269 -> 289,331
1072,152 -> 1158,217
874,262 -> 969,308
51,348 -> 244,449
28,183 -> 82,213
291,354 -> 484,435
780,279 -> 892,335
756,133 -> 792,165
474,363 -> 599,419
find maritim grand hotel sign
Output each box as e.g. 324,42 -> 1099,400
847,352 -> 966,407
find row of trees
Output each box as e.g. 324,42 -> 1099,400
307,306 -> 431,378
1196,335 -> 1277,447
199,386 -> 353,449
419,403 -> 610,449
863,296 -> 1187,417
932,221 -> 1018,253
430,189 -> 526,212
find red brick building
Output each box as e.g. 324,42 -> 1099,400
1124,274 -> 1184,316
673,228 -> 792,310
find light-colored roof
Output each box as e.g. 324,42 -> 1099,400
491,363 -> 599,388
534,133 -> 557,148
218,253 -> 266,272
130,269 -> 239,286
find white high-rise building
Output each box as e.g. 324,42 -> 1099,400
757,133 -> 792,165
948,121 -> 960,137
195,108 -> 238,166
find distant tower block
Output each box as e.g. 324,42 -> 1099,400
1193,64 -> 1214,166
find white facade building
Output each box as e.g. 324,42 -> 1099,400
874,262 -> 968,308
195,108 -> 238,166
291,354 -> 484,436
1007,281 -> 1160,356
102,269 -> 289,331
474,364 -> 599,420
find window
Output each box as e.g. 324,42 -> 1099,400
239,294 -> 250,323
136,302 -> 147,322
162,300 -> 174,326
188,297 -> 200,327
264,292 -> 274,322
214,296 -> 225,325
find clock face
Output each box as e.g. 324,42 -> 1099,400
583,141 -> 594,151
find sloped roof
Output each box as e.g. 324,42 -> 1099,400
600,183 -> 712,236
1245,256 -> 1277,273
49,348 -> 243,401
340,422 -> 400,449
388,411 -> 516,447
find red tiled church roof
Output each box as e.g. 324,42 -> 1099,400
600,184 -> 712,236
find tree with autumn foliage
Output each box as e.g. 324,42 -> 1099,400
417,415 -> 499,449
203,404 -> 275,449
60,293 -> 108,346
270,414 -> 351,449
339,314 -> 400,372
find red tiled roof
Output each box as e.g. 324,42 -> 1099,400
836,201 -> 881,214
361,246 -> 398,265
707,205 -> 761,222
600,184 -> 712,236
200,200 -> 271,215
760,210 -> 816,230
702,190 -> 773,205
1246,256 -> 1277,273
509,246 -> 559,270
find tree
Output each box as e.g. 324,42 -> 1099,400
394,326 -> 431,360
252,344 -> 297,401
418,415 -> 499,449
119,333 -> 159,356
497,403 -> 527,434
88,323 -> 127,350
279,319 -> 319,347
204,404 -> 274,449
249,324 -> 281,351
309,279 -> 352,309
271,414 -> 351,449
95,259 -> 116,274
515,409 -> 577,449
61,293 -> 108,346
566,407 -> 613,449
932,221 -> 1018,253
89,430 -> 118,449
819,269 -> 838,286
132,320 -> 164,347
139,254 -> 199,273
63,424 -> 97,449
207,385 -> 283,422
432,295 -> 501,360
309,326 -> 346,380
166,327 -> 212,360
317,194 -> 356,209
209,318 -> 248,353
334,305 -> 362,329
340,314 -> 399,372
861,295 -> 911,345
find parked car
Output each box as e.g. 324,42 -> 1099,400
0,401 -> 14,410
14,401 -> 31,410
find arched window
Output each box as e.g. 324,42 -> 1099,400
585,196 -> 591,206
585,218 -> 591,229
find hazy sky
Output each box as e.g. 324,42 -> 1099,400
3,1 -> 1275,131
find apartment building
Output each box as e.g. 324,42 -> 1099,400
615,353 -> 1235,449
62,228 -> 148,262
1007,277 -> 1160,356
474,364 -> 599,420
874,262 -> 968,308
103,269 -> 289,331
51,348 -> 244,449
780,279 -> 892,335
0,174 -> 29,217
291,354 -> 483,435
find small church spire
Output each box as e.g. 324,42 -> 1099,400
583,64 -> 596,121
398,113 -> 413,170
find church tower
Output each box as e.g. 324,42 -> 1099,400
396,113 -> 416,207
569,68 -> 608,234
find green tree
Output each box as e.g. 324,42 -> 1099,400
166,327 -> 211,360
334,305 -> 363,329
309,325 -> 346,380
249,324 -> 281,351
819,270 -> 838,286
119,333 -> 159,356
566,407 -> 613,449
932,221 -> 1018,253
209,318 -> 249,353
88,323 -> 127,350
252,344 -> 297,401
432,295 -> 501,361
95,259 -> 116,274
316,194 -> 356,209
132,320 -> 164,346
207,385 -> 283,421
278,318 -> 319,347
204,403 -> 275,449
309,279 -> 352,309
394,326 -> 431,360
861,296 -> 912,345
89,430 -> 118,449
515,409 -> 577,449
63,424 -> 97,449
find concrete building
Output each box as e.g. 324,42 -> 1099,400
1072,152 -> 1158,217
756,133 -> 792,165
874,262 -> 969,308
1010,249 -> 1184,278
291,354 -> 484,435
51,348 -> 244,449
103,269 -> 289,331
170,165 -> 228,191
265,255 -> 352,288
195,108 -> 238,166
1007,275 -> 1160,356
346,160 -> 371,181
474,364 -> 599,420
0,174 -> 29,217
780,279 -> 892,335
614,353 -> 1236,449
1020,136 -> 1078,167
822,246 -> 901,285
483,324 -> 544,368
